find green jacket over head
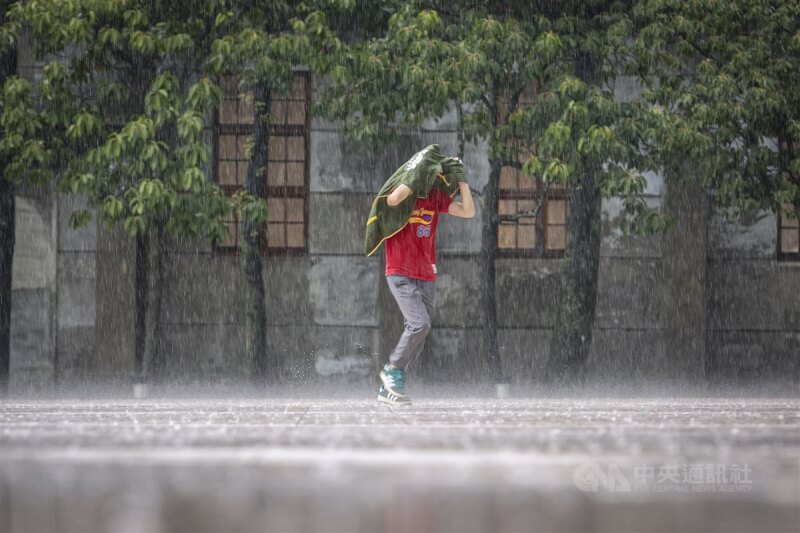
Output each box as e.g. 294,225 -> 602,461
365,144 -> 466,256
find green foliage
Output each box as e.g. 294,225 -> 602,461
0,75 -> 50,184
0,0 -> 360,246
312,1 -> 670,234
7,0 -> 791,244
630,0 -> 800,219
205,3 -> 343,97
0,0 -> 274,244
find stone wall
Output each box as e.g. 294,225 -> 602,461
8,41 -> 55,393
10,40 -> 100,392
56,195 -> 97,385
8,71 -> 800,388
707,210 -> 800,383
9,187 -> 56,393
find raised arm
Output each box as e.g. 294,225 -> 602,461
386,184 -> 412,206
448,182 -> 475,218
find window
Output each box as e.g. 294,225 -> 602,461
778,207 -> 799,261
216,73 -> 310,253
498,162 -> 569,257
496,82 -> 569,257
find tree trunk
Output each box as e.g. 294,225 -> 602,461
545,51 -> 603,385
0,31 -> 17,397
134,232 -> 147,383
243,83 -> 271,385
143,224 -> 164,381
481,159 -> 503,380
134,224 -> 164,385
662,177 -> 707,384
0,179 -> 14,397
545,170 -> 602,383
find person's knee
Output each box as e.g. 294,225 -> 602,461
408,317 -> 432,336
420,320 -> 432,335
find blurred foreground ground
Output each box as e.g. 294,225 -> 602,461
1,394 -> 798,533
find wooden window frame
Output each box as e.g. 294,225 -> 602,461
495,82 -> 568,259
497,166 -> 569,259
214,72 -> 311,256
777,212 -> 800,261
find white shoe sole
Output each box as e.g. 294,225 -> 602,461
376,395 -> 412,407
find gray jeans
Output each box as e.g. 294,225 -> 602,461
386,275 -> 436,369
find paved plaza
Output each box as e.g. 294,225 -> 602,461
1,395 -> 798,532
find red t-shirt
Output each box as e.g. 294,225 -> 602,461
385,189 -> 453,281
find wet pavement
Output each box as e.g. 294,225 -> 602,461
1,396 -> 798,532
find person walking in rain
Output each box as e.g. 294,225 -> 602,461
365,145 -> 475,406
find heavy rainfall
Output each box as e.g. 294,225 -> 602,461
0,1 -> 798,533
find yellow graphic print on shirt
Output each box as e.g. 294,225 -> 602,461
408,208 -> 435,238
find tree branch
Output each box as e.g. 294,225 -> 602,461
498,182 -> 550,222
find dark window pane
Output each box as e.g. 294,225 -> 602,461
267,162 -> 286,187
286,223 -> 304,248
270,100 -> 287,125
287,101 -> 306,125
219,100 -> 238,125
781,228 -> 799,253
218,162 -> 237,186
518,172 -> 535,190
268,198 -> 285,222
239,94 -> 255,124
518,199 -> 535,214
518,224 -> 536,248
291,76 -> 307,99
286,162 -> 305,187
287,136 -> 305,161
498,224 -> 516,248
268,136 -> 286,160
546,226 -> 566,251
268,223 -> 286,247
498,199 -> 516,216
218,135 -> 237,160
286,198 -> 304,222
499,167 -> 517,190
237,135 -> 249,160
547,199 -> 567,225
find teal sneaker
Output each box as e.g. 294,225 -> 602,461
379,364 -> 407,397
377,384 -> 412,406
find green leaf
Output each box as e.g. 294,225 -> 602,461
69,209 -> 92,229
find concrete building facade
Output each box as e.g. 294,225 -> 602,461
7,63 -> 800,394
